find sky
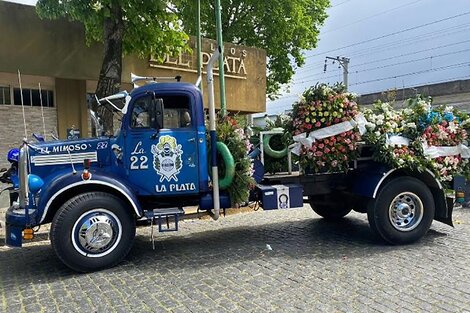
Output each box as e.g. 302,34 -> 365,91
267,0 -> 470,114
5,0 -> 470,115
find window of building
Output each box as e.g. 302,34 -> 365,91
162,95 -> 192,129
0,86 -> 11,105
13,88 -> 54,107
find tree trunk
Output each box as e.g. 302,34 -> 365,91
94,5 -> 124,134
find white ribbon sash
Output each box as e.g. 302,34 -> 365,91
386,135 -> 410,147
291,113 -> 367,156
422,142 -> 470,159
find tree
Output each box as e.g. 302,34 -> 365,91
173,0 -> 330,99
36,0 -> 189,132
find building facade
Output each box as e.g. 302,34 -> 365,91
358,79 -> 470,110
0,2 -> 266,168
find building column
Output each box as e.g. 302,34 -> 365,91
55,78 -> 88,139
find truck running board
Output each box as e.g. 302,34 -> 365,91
144,207 -> 185,232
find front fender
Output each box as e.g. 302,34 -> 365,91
36,170 -> 143,224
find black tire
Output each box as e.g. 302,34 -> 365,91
309,195 -> 353,220
367,177 -> 434,245
51,192 -> 136,272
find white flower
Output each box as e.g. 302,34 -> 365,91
447,122 -> 458,134
365,122 -> 376,130
403,108 -> 413,115
397,159 -> 405,165
91,1 -> 103,11
444,105 -> 454,113
374,131 -> 381,137
437,130 -> 449,140
406,122 -> 416,129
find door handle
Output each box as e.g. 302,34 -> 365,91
188,138 -> 196,143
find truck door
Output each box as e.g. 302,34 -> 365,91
126,93 -> 199,196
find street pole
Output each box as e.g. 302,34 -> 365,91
342,59 -> 349,91
197,0 -> 203,94
325,56 -> 350,91
214,0 -> 227,116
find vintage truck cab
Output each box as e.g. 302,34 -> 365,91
5,81 -> 232,271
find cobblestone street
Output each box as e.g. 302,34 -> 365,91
1,206 -> 469,313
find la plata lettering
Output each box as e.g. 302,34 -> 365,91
156,183 -> 196,193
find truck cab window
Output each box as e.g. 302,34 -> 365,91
131,96 -> 154,128
161,95 -> 192,129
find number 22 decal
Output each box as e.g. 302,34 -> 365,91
130,155 -> 148,170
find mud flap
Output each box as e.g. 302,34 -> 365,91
5,223 -> 23,247
432,186 -> 454,227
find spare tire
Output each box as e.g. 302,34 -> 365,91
209,142 -> 235,190
263,133 -> 288,159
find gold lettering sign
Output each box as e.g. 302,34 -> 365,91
149,40 -> 248,80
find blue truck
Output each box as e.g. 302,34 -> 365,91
3,53 -> 461,272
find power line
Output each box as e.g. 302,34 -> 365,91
309,10 -> 470,57
362,75 -> 470,95
298,47 -> 470,82
331,0 -> 354,8
352,48 -> 470,74
349,39 -> 470,69
323,0 -> 424,34
350,62 -> 470,86
299,24 -> 470,72
342,23 -> 470,59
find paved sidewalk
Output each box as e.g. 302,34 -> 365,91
1,205 -> 469,312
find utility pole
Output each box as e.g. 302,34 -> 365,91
214,0 -> 227,116
196,0 -> 202,93
325,56 -> 350,91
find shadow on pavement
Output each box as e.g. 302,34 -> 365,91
0,215 -> 449,282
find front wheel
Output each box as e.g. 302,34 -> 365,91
51,192 -> 136,272
368,177 -> 435,244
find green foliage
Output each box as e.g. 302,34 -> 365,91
173,0 -> 330,98
36,0 -> 189,60
215,115 -> 255,206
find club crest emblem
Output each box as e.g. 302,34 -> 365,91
151,135 -> 183,182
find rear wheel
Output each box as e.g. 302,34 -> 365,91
368,177 -> 434,244
51,192 -> 135,272
309,195 -> 353,220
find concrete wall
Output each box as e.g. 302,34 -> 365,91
0,106 -> 57,169
358,79 -> 470,111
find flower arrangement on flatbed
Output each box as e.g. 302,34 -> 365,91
362,97 -> 470,183
285,83 -> 470,185
286,83 -> 363,173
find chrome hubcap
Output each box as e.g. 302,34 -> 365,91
72,209 -> 122,257
389,192 -> 423,231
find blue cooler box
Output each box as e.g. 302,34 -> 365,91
257,184 -> 303,210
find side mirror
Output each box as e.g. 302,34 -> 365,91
154,98 -> 164,130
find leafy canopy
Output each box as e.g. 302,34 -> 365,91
36,0 -> 189,60
174,0 -> 330,98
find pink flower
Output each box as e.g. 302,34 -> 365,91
315,151 -> 323,157
331,160 -> 338,167
315,121 -> 321,128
